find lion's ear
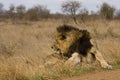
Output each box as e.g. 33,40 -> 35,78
60,34 -> 67,40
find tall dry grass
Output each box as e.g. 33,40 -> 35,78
0,19 -> 120,80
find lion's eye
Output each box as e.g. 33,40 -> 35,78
60,34 -> 66,40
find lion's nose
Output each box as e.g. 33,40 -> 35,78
57,48 -> 60,51
51,46 -> 53,49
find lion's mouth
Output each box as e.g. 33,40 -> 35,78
51,46 -> 61,54
55,48 -> 61,54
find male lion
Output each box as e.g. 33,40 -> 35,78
51,25 -> 112,69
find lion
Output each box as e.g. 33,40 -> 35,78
51,25 -> 112,69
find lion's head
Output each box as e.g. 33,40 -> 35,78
51,25 -> 92,58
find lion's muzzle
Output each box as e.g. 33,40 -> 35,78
51,45 -> 61,54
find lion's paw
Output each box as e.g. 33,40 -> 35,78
101,63 -> 112,69
107,65 -> 112,69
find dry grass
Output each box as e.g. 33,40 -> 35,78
0,19 -> 120,80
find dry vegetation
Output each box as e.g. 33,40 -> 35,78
0,19 -> 120,80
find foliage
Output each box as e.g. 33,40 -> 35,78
25,5 -> 50,21
61,0 -> 81,24
100,3 -> 115,20
79,8 -> 89,22
16,5 -> 26,19
0,2 -> 120,21
0,3 -> 3,11
0,3 -> 4,17
115,10 -> 120,19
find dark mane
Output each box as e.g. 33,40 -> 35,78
64,31 -> 93,58
57,25 -> 91,39
57,25 -> 80,33
57,25 -> 92,57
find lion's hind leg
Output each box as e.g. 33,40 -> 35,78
89,47 -> 112,69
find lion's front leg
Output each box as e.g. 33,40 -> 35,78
89,47 -> 112,69
64,52 -> 81,67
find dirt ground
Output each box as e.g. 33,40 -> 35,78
63,69 -> 120,80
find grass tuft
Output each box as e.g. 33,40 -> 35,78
16,76 -> 29,80
73,67 -> 96,76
